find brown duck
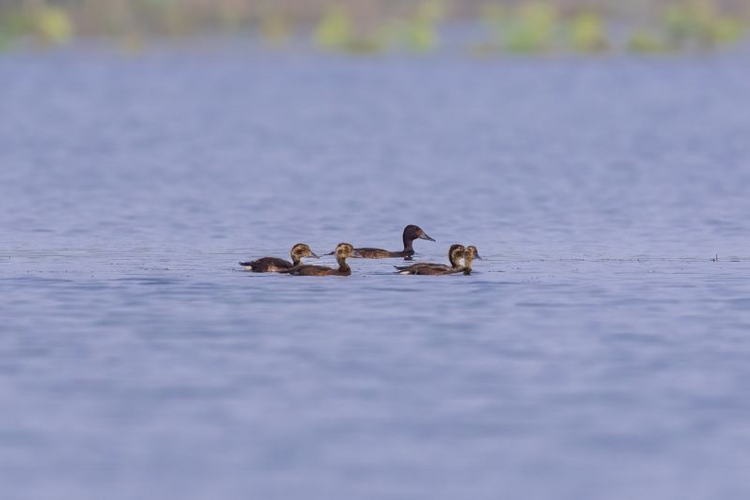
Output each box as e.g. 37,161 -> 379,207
239,243 -> 318,272
283,243 -> 360,276
394,244 -> 466,275
353,224 -> 435,260
460,246 -> 482,275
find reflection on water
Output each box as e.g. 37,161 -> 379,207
1,48 -> 750,500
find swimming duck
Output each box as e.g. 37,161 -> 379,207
394,244 -> 466,275
461,246 -> 482,275
284,243 -> 360,276
239,243 -> 318,272
353,224 -> 435,260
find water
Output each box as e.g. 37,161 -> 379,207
1,45 -> 750,500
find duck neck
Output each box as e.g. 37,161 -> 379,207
337,257 -> 350,273
449,254 -> 462,269
462,257 -> 473,275
402,237 -> 415,256
291,254 -> 301,266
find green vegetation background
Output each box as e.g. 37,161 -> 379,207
0,0 -> 747,54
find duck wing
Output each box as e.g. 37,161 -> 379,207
283,264 -> 335,276
395,263 -> 452,275
354,247 -> 395,259
239,257 -> 293,272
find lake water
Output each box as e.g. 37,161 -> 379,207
1,45 -> 750,500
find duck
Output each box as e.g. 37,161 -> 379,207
283,243 -> 360,276
394,244 -> 466,275
353,224 -> 435,260
239,243 -> 318,272
461,246 -> 482,275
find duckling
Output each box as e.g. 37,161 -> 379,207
284,243 -> 360,276
239,243 -> 318,273
394,244 -> 466,275
354,224 -> 435,260
461,246 -> 482,275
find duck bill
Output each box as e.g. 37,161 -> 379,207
351,250 -> 363,258
420,233 -> 436,242
309,252 -> 320,259
475,254 -> 482,260
324,250 -> 335,256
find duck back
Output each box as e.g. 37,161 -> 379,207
286,265 -> 350,276
395,263 -> 455,275
354,248 -> 409,259
240,257 -> 293,272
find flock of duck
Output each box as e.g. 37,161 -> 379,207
239,224 -> 481,276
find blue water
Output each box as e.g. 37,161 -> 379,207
1,46 -> 750,500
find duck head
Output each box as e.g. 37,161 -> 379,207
463,246 -> 481,273
404,224 -> 435,243
291,243 -> 319,260
464,246 -> 481,261
334,242 -> 361,260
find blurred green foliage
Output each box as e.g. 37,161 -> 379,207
312,7 -> 386,54
0,29 -> 10,51
0,3 -> 73,48
0,0 -> 746,55
569,11 -> 608,52
0,12 -> 22,50
312,1 -> 444,54
404,0 -> 443,52
34,4 -> 73,43
628,30 -> 670,53
314,6 -> 352,50
503,3 -> 557,53
664,1 -> 745,48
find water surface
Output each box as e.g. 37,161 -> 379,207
1,46 -> 750,500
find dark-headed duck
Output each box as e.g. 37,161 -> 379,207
284,243 -> 360,276
354,224 -> 435,260
239,243 -> 318,272
394,244 -> 466,275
